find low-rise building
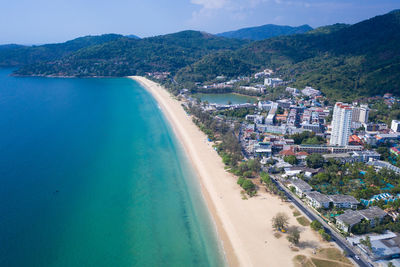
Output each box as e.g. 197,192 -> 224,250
329,194 -> 359,209
245,114 -> 264,124
294,145 -> 363,154
301,86 -> 321,97
258,101 -> 275,111
305,191 -> 331,209
367,160 -> 400,174
254,142 -> 272,157
301,122 -> 324,133
348,232 -> 400,261
359,206 -> 388,227
323,150 -> 381,163
264,77 -> 284,87
370,237 -> 400,261
277,99 -> 292,109
336,206 -> 387,232
352,151 -> 380,162
376,133 -> 400,143
285,87 -> 300,95
336,210 -> 364,233
323,153 -> 355,163
289,179 -> 313,197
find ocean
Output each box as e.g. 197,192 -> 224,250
0,69 -> 225,267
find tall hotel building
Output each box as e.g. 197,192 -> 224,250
351,104 -> 369,123
330,102 -> 353,146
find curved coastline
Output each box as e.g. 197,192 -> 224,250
129,76 -> 325,267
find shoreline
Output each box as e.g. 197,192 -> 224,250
129,76 -> 328,267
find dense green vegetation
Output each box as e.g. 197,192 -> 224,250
368,100 -> 400,124
310,220 -> 331,241
216,107 -> 255,119
2,10 -> 399,100
177,10 -> 400,100
14,31 -> 249,77
287,131 -> 326,145
0,34 -> 124,67
284,155 -> 298,165
237,177 -> 256,196
307,160 -> 400,202
217,24 -> 312,40
351,216 -> 400,235
306,154 -> 325,168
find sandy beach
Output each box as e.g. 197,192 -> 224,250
129,76 -> 330,267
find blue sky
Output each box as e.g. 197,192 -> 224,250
0,0 -> 399,44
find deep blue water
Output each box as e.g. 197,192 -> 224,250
0,69 -> 224,266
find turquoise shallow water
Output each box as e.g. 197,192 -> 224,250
0,69 -> 225,267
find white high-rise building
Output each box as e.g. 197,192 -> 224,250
330,102 -> 353,146
392,120 -> 400,132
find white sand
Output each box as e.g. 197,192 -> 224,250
129,76 -> 328,267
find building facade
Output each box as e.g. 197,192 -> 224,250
391,120 -> 400,133
330,102 -> 353,146
352,104 -> 369,123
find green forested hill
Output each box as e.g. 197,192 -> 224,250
3,10 -> 400,100
14,31 -> 249,77
217,24 -> 313,40
177,10 -> 400,100
0,34 -> 125,67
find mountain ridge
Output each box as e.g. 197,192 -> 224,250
0,34 -> 125,67
1,10 -> 399,100
13,30 -> 249,77
217,24 -> 313,40
176,10 -> 400,100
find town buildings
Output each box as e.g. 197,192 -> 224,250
301,86 -> 321,97
264,77 -> 284,87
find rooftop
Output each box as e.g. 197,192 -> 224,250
371,237 -> 400,259
305,191 -> 331,203
336,210 -> 363,226
323,153 -> 351,159
290,178 -> 313,191
359,206 -> 387,220
329,194 -> 359,204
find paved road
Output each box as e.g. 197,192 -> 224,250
270,175 -> 372,267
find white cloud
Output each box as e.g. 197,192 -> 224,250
188,0 -> 271,30
190,0 -> 230,9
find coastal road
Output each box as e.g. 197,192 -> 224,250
270,175 -> 371,267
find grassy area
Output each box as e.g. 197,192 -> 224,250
316,248 -> 352,265
293,255 -> 314,267
289,205 -> 295,209
311,258 -> 351,267
296,216 -> 310,226
293,210 -> 301,217
294,248 -> 353,267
